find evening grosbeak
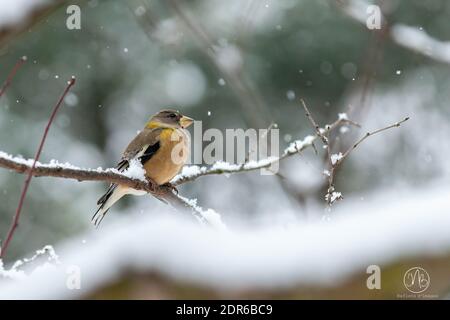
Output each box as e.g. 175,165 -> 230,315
92,109 -> 194,226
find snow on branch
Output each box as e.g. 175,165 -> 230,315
173,113 -> 359,185
300,99 -> 409,206
0,151 -> 220,226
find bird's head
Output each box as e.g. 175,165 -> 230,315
145,109 -> 194,129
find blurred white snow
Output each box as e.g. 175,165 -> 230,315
1,182 -> 450,299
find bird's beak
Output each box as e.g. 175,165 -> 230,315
180,115 -> 194,128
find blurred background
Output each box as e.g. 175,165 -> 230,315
0,0 -> 450,298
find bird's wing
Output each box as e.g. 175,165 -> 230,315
117,127 -> 163,171
95,128 -> 162,207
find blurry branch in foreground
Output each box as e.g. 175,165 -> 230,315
165,0 -> 271,128
0,56 -> 27,98
300,99 -> 409,206
0,0 -> 66,48
336,0 -> 450,65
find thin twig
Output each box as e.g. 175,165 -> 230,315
166,0 -> 270,128
298,99 -> 409,206
0,56 -> 27,98
326,116 -> 410,206
0,77 -> 75,258
300,98 -> 329,145
336,117 -> 410,167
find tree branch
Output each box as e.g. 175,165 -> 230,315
300,98 -> 409,206
172,114 -> 357,185
335,0 -> 450,65
0,56 -> 27,98
0,76 -> 75,258
0,152 -> 217,228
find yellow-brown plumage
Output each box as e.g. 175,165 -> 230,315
92,109 -> 193,226
143,128 -> 189,185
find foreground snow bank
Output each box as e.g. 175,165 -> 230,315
1,184 -> 450,299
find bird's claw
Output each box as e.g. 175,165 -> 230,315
161,182 -> 178,194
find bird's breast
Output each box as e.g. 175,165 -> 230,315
143,128 -> 189,185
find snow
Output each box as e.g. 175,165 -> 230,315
1,184 -> 450,299
0,151 -> 146,181
1,245 -> 58,281
285,135 -> 316,154
391,25 -> 450,64
122,159 -> 146,180
338,113 -> 348,121
331,152 -> 343,165
173,156 -> 283,184
0,0 -> 48,28
339,126 -> 349,134
210,161 -> 241,172
286,90 -> 296,101
328,191 -> 343,204
178,195 -> 226,230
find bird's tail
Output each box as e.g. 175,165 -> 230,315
92,184 -> 127,227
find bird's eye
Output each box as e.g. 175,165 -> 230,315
169,113 -> 177,118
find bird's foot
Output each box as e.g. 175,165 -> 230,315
161,182 -> 178,194
145,176 -> 160,193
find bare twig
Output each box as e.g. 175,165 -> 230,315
298,99 -> 408,206
166,0 -> 271,128
325,117 -> 410,205
0,56 -> 27,98
0,77 -> 76,258
336,117 -> 410,167
300,99 -> 329,145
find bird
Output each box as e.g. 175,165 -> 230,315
92,109 -> 194,227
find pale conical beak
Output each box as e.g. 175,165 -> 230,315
180,116 -> 194,128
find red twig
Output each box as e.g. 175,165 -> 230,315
0,56 -> 27,98
0,76 -> 76,258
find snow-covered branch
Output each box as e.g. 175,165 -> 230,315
173,114 -> 358,185
0,151 -> 221,227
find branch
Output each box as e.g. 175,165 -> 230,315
336,0 -> 450,65
0,56 -> 27,98
336,117 -> 410,167
165,0 -> 270,128
0,77 -> 75,258
0,153 -> 219,229
173,113 -> 358,185
299,99 -> 409,206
